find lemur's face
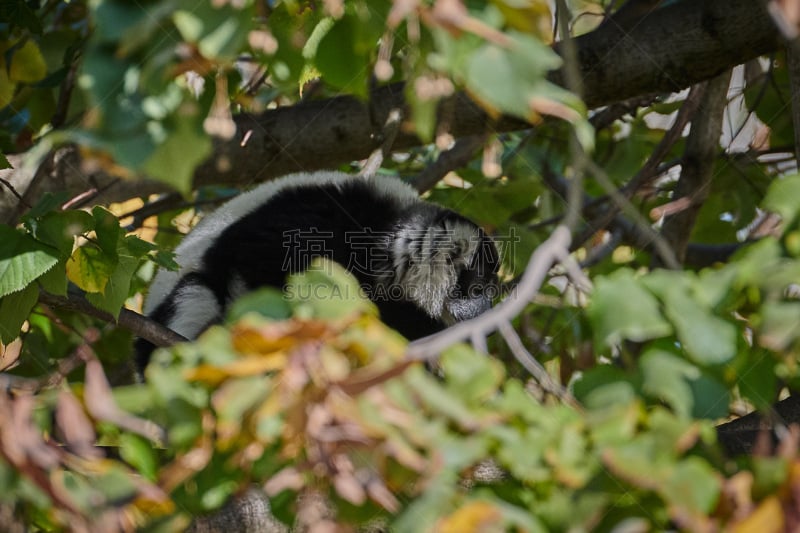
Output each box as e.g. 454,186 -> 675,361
440,225 -> 499,324
393,213 -> 499,324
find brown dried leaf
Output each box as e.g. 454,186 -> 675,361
366,478 -> 400,512
333,471 -> 366,506
55,390 -> 100,459
83,357 -> 118,421
263,466 -> 305,496
0,338 -> 22,371
8,394 -> 59,468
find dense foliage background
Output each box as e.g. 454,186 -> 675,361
1,0 -> 800,530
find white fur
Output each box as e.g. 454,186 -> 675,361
145,171 -> 419,315
390,218 -> 481,317
167,284 -> 221,339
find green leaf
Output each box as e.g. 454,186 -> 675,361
662,289 -> 737,365
142,113 -> 212,194
440,344 -> 505,404
37,257 -> 68,296
122,234 -> 157,258
172,2 -> 252,60
22,191 -> 70,220
0,226 -> 60,298
28,210 -> 94,256
92,206 -> 121,260
639,349 -> 699,418
119,433 -> 158,481
87,254 -> 139,318
8,40 -> 47,83
661,457 -> 720,515
226,288 -> 293,323
687,373 -> 730,419
0,283 -> 38,344
588,269 -> 672,346
737,351 -> 777,410
286,259 -> 375,320
314,15 -> 373,95
66,246 -> 116,293
91,466 -> 139,504
763,174 -> 800,224
758,301 -> 800,351
0,153 -> 11,169
572,365 -> 638,410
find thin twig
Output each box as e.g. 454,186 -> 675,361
582,157 -> 681,269
0,177 -> 31,208
407,225 -> 572,359
412,135 -> 486,193
360,108 -> 403,179
498,321 -> 580,409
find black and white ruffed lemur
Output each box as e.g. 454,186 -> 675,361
135,171 -> 500,373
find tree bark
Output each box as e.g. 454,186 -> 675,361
0,0 -> 779,219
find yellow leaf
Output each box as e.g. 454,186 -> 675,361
731,496 -> 784,533
0,68 -> 15,108
9,40 -> 47,83
66,246 -> 113,293
437,500 -> 503,533
184,354 -> 287,384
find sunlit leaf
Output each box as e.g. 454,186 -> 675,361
589,269 -> 672,346
142,112 -> 212,194
0,225 -> 59,298
66,245 -> 116,293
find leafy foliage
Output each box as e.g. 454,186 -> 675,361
1,0 -> 800,531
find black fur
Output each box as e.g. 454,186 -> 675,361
136,175 -> 499,374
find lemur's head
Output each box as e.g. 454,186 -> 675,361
389,210 -> 500,325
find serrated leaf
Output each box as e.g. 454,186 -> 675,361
66,246 -> 116,293
588,269 -> 672,346
28,210 -> 93,256
0,225 -> 60,298
86,254 -> 139,318
22,191 -> 71,220
37,257 -> 68,296
122,234 -> 157,258
0,283 -> 38,344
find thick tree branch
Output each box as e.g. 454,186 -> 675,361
0,0 -> 779,221
192,0 -> 776,189
38,291 -> 186,348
